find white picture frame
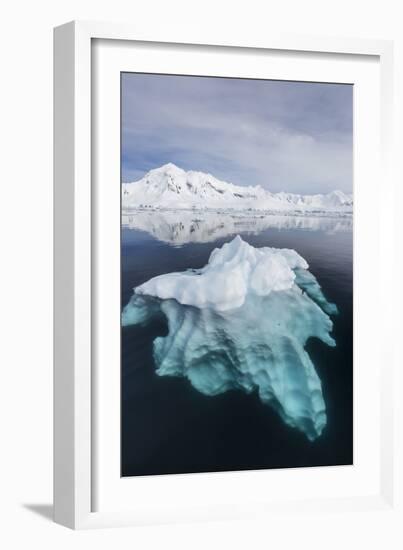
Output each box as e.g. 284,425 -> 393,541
54,20 -> 397,529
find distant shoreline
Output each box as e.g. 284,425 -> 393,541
121,206 -> 353,218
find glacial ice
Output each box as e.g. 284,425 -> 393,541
122,236 -> 338,440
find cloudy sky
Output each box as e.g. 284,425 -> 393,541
121,73 -> 352,195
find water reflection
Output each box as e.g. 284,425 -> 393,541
122,208 -> 353,246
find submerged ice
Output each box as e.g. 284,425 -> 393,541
122,236 -> 338,440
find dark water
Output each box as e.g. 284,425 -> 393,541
121,222 -> 353,477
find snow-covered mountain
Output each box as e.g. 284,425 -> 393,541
122,163 -> 353,212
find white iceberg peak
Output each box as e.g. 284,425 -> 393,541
134,236 -> 309,311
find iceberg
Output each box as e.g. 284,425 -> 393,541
122,236 -> 338,440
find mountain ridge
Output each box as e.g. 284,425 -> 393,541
122,163 -> 353,212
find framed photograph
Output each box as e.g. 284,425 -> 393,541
54,21 -> 396,529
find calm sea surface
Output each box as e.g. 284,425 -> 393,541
121,216 -> 353,477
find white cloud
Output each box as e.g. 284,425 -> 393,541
122,73 -> 352,194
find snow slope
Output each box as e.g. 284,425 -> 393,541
122,236 -> 338,440
122,163 -> 353,212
